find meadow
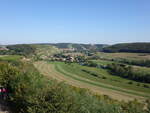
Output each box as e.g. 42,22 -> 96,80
95,52 -> 150,60
34,61 -> 150,102
0,55 -> 22,61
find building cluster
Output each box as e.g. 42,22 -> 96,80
0,47 -> 9,51
51,55 -> 75,62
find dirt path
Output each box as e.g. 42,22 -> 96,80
34,61 -> 147,102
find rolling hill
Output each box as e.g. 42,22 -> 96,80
103,43 -> 150,53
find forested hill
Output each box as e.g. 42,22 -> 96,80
102,43 -> 150,53
0,44 -> 36,56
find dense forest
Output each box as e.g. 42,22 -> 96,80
103,43 -> 150,53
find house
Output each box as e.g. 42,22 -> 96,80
66,56 -> 74,62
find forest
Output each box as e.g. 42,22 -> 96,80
103,43 -> 150,53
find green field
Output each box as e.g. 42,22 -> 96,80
34,61 -> 150,102
95,52 -> 150,60
32,44 -> 61,59
0,55 -> 22,61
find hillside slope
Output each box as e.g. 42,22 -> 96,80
48,43 -> 108,51
103,43 -> 150,53
34,61 -> 149,102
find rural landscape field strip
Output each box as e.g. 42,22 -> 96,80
34,61 -> 149,101
34,61 -> 136,101
55,64 -> 150,98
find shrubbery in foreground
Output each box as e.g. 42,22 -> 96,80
0,61 -> 149,113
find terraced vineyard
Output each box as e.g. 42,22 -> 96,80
34,61 -> 150,102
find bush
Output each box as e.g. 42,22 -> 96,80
107,63 -> 150,83
136,83 -> 140,86
143,84 -> 149,88
102,76 -> 107,79
128,81 -> 133,84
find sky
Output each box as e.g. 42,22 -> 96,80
0,0 -> 150,44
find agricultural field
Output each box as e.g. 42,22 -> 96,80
95,52 -> 150,60
34,61 -> 150,102
92,59 -> 150,72
0,55 -> 22,61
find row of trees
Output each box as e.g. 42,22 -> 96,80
107,63 -> 150,83
118,59 -> 150,67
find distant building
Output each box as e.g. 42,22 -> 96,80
66,56 -> 74,62
61,48 -> 75,52
0,47 -> 8,51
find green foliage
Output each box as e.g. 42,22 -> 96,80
103,43 -> 150,53
82,69 -> 99,77
1,44 -> 36,56
0,55 -> 22,62
119,59 -> 150,67
83,61 -> 98,67
107,63 -> 150,83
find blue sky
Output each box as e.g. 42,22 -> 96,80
0,0 -> 150,44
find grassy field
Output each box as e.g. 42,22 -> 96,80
32,44 -> 61,58
34,61 -> 150,102
95,52 -> 150,60
91,59 -> 114,65
0,55 -> 22,61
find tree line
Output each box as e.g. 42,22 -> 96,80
118,59 -> 150,67
107,63 -> 150,84
103,43 -> 150,53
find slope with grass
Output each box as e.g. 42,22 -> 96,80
0,55 -> 22,61
94,52 -> 150,61
32,44 -> 61,59
34,61 -> 150,102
